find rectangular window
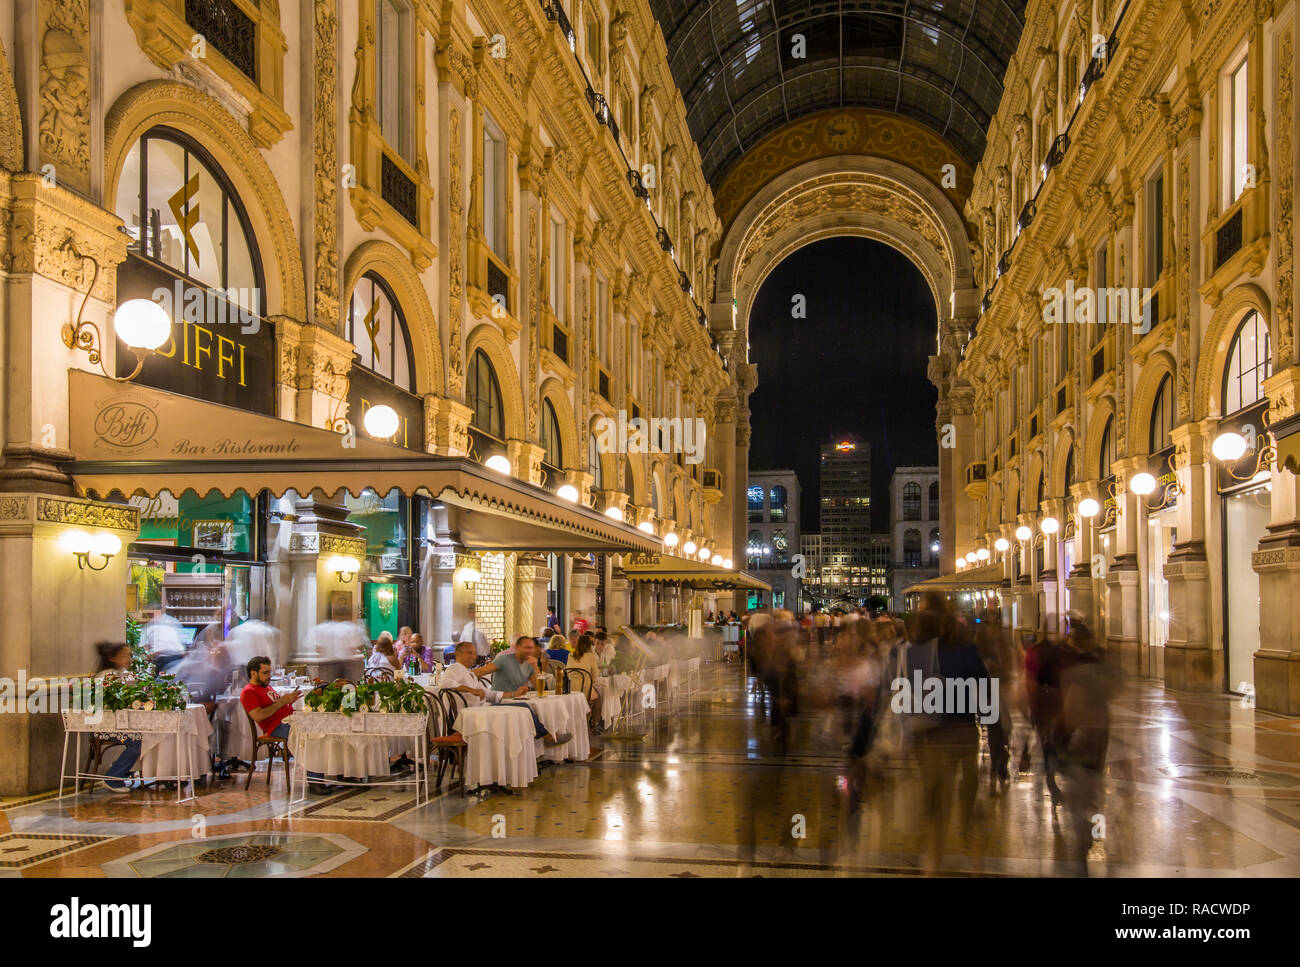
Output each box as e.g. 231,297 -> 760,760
629,320 -> 641,396
376,0 -> 412,162
483,118 -> 506,256
1147,168 -> 1164,280
596,275 -> 609,366
1095,243 -> 1107,342
549,216 -> 566,322
1228,57 -> 1250,204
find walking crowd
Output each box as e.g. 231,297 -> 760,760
740,591 -> 1124,875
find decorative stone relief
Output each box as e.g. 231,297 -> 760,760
314,2 -> 340,330
1277,26 -> 1294,363
448,103 -> 465,396
38,0 -> 91,195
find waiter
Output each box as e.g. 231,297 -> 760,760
460,604 -> 489,665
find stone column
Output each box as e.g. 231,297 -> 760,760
1041,497 -> 1068,634
607,556 -> 633,630
508,439 -> 545,485
1253,367 -> 1300,712
570,553 -> 600,623
425,396 -> 473,457
1106,458 -> 1145,675
1067,480 -> 1103,634
1013,514 -> 1038,633
947,383 -> 978,573
1163,421 -> 1218,690
291,324 -> 354,432
512,552 -> 551,639
0,495 -> 139,795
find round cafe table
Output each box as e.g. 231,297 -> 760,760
520,693 -> 590,762
138,704 -> 213,781
453,704 -> 538,789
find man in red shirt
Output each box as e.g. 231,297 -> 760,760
240,656 -> 332,792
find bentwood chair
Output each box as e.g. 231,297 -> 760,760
562,667 -> 596,730
82,735 -> 126,792
430,690 -> 468,793
243,707 -> 292,790
364,666 -> 395,683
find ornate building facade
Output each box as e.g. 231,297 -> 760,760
940,0 -> 1300,713
0,0 -> 744,793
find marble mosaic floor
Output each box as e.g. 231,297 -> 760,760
4,664 -> 1300,877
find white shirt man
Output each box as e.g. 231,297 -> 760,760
440,659 -> 502,706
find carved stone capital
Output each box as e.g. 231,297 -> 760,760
424,396 -> 473,457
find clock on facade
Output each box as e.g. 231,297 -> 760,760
824,114 -> 861,152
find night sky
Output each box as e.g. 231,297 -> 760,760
747,237 -> 939,532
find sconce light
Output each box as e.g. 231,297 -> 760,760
63,262 -> 173,383
556,484 -> 580,502
1213,428 -> 1277,481
637,520 -> 656,534
604,504 -> 624,520
1128,472 -> 1157,496
454,564 -> 480,591
994,537 -> 1010,553
976,547 -> 991,562
956,557 -> 967,569
1040,516 -> 1060,535
698,546 -> 710,560
64,530 -> 121,570
1015,525 -> 1032,541
722,558 -> 732,569
1077,497 -> 1101,519
663,532 -> 679,548
964,551 -> 977,564
485,454 -> 512,474
711,554 -> 723,566
682,540 -> 698,556
329,555 -> 361,583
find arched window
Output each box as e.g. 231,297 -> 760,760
769,485 -> 787,522
467,350 -> 504,440
1150,373 -> 1174,452
114,126 -> 270,412
903,482 -> 921,520
115,127 -> 262,312
1064,448 -> 1074,492
747,484 -> 764,522
346,273 -> 413,390
928,481 -> 939,516
1035,472 -> 1044,510
747,529 -> 765,566
1223,310 -> 1271,415
588,428 -> 603,491
1099,415 -> 1116,479
903,529 -> 922,567
541,398 -> 562,469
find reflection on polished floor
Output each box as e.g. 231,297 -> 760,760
5,664 -> 1300,877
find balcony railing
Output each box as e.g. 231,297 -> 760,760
1215,208 -> 1243,269
185,0 -> 256,81
381,153 -> 418,227
551,324 -> 568,365
486,257 -> 510,315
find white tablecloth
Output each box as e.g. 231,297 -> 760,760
453,704 -> 538,789
138,705 -> 212,781
596,674 -> 631,728
522,693 -> 590,762
287,725 -> 393,778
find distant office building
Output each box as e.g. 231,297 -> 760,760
870,533 -> 891,600
819,440 -> 873,604
889,466 -> 940,609
746,469 -> 801,611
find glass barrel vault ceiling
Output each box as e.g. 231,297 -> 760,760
647,0 -> 1028,186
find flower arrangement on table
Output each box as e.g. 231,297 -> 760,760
303,677 -> 426,715
72,645 -> 190,712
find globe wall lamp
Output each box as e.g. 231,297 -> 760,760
329,555 -> 361,584
1077,497 -> 1101,519
993,537 -> 1010,553
722,558 -> 733,569
976,547 -> 990,562
556,484 -> 580,502
637,520 -> 655,534
64,530 -> 122,571
663,532 -> 679,548
682,540 -> 698,556
64,277 -> 173,383
1015,524 -> 1032,542
362,404 -> 400,440
485,454 -> 512,475
1040,516 -> 1060,535
1213,428 -> 1277,481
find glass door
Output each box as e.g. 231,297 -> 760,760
1223,485 -> 1270,693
